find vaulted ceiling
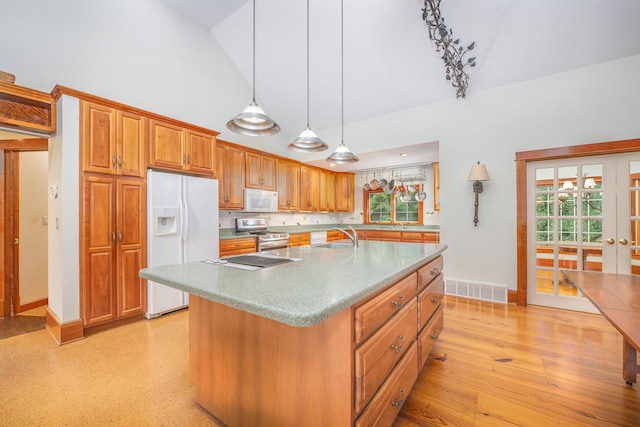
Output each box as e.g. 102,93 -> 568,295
162,0 -> 640,170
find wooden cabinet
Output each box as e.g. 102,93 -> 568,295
358,229 -> 440,243
216,143 -> 245,210
148,118 -> 216,176
246,151 -> 276,190
82,101 -> 145,177
277,160 -> 300,211
81,175 -> 146,326
367,230 -> 402,242
319,169 -> 336,212
219,238 -> 256,257
288,232 -> 311,247
327,229 -> 343,242
335,172 -> 354,212
300,166 -> 320,211
352,255 -> 444,424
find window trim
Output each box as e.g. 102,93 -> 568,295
363,186 -> 424,225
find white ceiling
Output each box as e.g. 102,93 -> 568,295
160,0 -> 640,171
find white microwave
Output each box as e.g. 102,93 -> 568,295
244,188 -> 278,212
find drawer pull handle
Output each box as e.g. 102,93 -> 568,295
431,295 -> 439,304
390,295 -> 405,310
391,335 -> 405,353
430,267 -> 439,276
432,329 -> 440,340
391,388 -> 406,408
111,155 -> 116,167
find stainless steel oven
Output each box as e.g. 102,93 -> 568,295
235,218 -> 289,252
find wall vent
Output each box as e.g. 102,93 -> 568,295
444,279 -> 508,304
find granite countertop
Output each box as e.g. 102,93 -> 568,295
219,224 -> 439,240
140,241 -> 447,327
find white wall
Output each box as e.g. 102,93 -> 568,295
19,151 -> 48,305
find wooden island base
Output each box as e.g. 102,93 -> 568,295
189,295 -> 353,426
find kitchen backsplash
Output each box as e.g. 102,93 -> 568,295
219,209 -> 439,229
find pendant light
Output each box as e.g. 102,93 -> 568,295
288,0 -> 328,152
227,0 -> 280,136
326,0 -> 358,164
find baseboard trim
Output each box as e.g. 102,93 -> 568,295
45,308 -> 84,345
19,298 -> 48,313
508,290 -> 518,304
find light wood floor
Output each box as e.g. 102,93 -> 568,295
1,297 -> 639,426
395,297 -> 640,426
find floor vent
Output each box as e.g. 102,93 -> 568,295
445,279 -> 508,304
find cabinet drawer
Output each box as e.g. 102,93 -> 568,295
400,232 -> 423,242
417,255 -> 443,291
355,273 -> 417,344
288,232 -> 310,246
356,342 -> 418,427
418,274 -> 444,330
326,229 -> 343,241
220,238 -> 256,255
355,299 -> 417,413
417,306 -> 443,371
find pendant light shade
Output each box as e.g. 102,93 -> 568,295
326,141 -> 359,164
289,0 -> 328,152
227,0 -> 280,136
326,0 -> 358,164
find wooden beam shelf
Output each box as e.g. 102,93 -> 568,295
0,81 -> 56,135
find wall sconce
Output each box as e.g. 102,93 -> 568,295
467,161 -> 490,227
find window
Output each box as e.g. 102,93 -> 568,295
364,186 -> 424,224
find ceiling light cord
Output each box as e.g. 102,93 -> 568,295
252,0 -> 256,102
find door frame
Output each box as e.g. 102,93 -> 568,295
0,138 -> 48,317
515,138 -> 640,306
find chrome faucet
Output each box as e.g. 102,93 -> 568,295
333,226 -> 358,247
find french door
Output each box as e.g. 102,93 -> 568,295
527,153 -> 640,312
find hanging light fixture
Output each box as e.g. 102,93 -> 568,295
326,0 -> 359,164
289,0 -> 328,152
227,0 -> 280,136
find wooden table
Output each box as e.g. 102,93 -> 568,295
562,270 -> 640,385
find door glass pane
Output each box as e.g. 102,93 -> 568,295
583,247 -> 603,272
536,168 -> 554,192
629,161 -> 640,188
535,268 -> 554,294
559,245 -> 578,269
632,249 -> 640,275
559,219 -> 577,241
582,219 -> 602,243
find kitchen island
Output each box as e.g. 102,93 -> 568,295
140,240 -> 447,426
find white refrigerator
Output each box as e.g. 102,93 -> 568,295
146,170 -> 219,318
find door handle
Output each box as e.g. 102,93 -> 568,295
619,238 -> 629,245
606,238 -> 615,245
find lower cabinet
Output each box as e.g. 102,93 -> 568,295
219,237 -> 256,257
353,255 -> 444,426
289,232 -> 311,247
81,174 -> 146,326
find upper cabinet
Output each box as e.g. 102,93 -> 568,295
335,173 -> 355,212
277,160 -> 301,211
433,162 -> 440,211
300,165 -> 320,212
148,118 -> 216,177
216,142 -> 245,210
245,151 -> 277,191
319,169 -> 336,212
82,101 -> 145,177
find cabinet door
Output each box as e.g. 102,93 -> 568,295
186,130 -> 216,176
215,144 -> 226,207
335,173 -> 354,212
116,178 -> 146,318
82,101 -> 116,174
277,160 -> 300,211
245,151 -> 263,189
149,119 -> 184,170
82,175 -> 116,325
218,144 -> 245,209
300,166 -> 320,211
261,155 -> 277,191
118,110 -> 145,177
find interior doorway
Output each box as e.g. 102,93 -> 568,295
0,137 -> 49,317
526,153 -> 640,312
515,138 -> 640,308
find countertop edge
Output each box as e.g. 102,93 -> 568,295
140,244 -> 447,327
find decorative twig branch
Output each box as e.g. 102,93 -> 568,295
422,0 -> 476,98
